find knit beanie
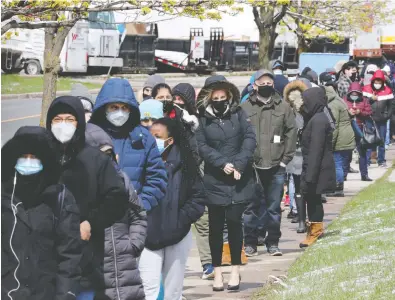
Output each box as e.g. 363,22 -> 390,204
144,75 -> 166,89
139,99 -> 164,120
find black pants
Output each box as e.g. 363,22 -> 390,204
304,192 -> 324,222
208,204 -> 245,267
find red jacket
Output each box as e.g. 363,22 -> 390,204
345,82 -> 372,127
362,70 -> 394,122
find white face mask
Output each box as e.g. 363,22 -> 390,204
273,69 -> 283,75
106,109 -> 129,127
52,122 -> 77,143
373,83 -> 382,90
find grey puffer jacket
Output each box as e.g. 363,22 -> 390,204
85,124 -> 147,300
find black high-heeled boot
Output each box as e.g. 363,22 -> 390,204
295,194 -> 307,233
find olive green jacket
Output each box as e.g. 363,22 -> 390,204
325,86 -> 356,151
241,92 -> 297,169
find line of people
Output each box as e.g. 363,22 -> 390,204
2,58 -> 393,300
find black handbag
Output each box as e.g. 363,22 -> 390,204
360,117 -> 383,149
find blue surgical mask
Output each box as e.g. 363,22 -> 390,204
156,138 -> 171,154
106,109 -> 130,127
15,158 -> 43,176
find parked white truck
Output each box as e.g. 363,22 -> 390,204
1,11 -> 123,75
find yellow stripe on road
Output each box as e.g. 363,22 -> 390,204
1,114 -> 41,123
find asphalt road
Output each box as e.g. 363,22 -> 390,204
1,76 -> 251,145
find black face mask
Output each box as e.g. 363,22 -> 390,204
143,93 -> 151,100
257,85 -> 275,98
163,101 -> 174,114
350,73 -> 358,82
212,100 -> 229,115
175,103 -> 185,110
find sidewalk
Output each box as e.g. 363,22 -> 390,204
183,146 -> 395,300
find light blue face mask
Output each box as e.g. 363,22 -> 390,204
155,138 -> 171,154
350,95 -> 360,101
15,157 -> 43,176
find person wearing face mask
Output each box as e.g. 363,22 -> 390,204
139,99 -> 164,129
90,78 -> 167,214
299,88 -> 336,248
241,69 -> 297,257
323,82 -> 355,197
337,61 -> 359,98
137,118 -> 204,300
46,96 -> 129,299
2,126 -> 81,300
344,82 -> 373,181
362,70 -> 394,168
141,74 -> 166,102
70,83 -> 95,123
271,60 -> 289,96
196,76 -> 256,291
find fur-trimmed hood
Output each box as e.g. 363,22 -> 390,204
283,80 -> 309,112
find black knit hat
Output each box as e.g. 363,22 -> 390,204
172,83 -> 196,106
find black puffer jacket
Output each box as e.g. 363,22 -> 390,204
1,126 -> 81,300
46,96 -> 129,290
196,80 -> 257,206
85,123 -> 147,300
146,145 -> 205,250
300,88 -> 336,194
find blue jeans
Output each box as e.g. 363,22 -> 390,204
357,139 -> 368,177
333,150 -> 352,183
386,120 -> 391,146
377,121 -> 387,164
244,166 -> 285,246
77,290 -> 95,300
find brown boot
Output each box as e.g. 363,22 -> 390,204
299,222 -> 324,248
241,245 -> 248,265
221,243 -> 231,266
371,151 -> 377,164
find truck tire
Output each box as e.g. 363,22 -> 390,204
24,60 -> 41,75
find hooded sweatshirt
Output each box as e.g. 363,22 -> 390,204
46,96 -> 129,290
300,88 -> 336,194
90,78 -> 167,212
362,70 -> 394,123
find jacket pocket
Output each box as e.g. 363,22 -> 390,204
271,111 -> 285,128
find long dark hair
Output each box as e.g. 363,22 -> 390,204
153,118 -> 200,182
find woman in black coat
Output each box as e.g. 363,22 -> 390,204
299,87 -> 336,248
1,126 -> 81,300
195,76 -> 256,291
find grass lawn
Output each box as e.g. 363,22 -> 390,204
254,165 -> 395,300
1,74 -> 102,94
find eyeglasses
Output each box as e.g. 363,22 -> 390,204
52,117 -> 77,124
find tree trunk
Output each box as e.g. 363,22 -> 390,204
296,37 -> 309,63
258,27 -> 277,69
39,20 -> 74,126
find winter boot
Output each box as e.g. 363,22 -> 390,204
299,222 -> 324,248
326,183 -> 344,197
241,245 -> 248,265
295,194 -> 307,233
221,242 -> 231,266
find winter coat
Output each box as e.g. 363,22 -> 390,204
283,80 -> 309,175
1,126 -> 81,300
90,78 -> 167,212
344,82 -> 372,128
337,72 -> 352,98
46,96 -> 129,290
300,88 -> 336,194
241,91 -> 297,169
84,123 -> 147,300
362,70 -> 394,123
146,145 -> 205,250
196,92 -> 257,206
274,74 -> 289,96
325,86 -> 356,151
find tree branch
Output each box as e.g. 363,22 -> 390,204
273,4 -> 288,24
1,19 -> 76,35
252,6 -> 263,32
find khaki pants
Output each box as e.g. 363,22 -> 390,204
193,207 -> 211,266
